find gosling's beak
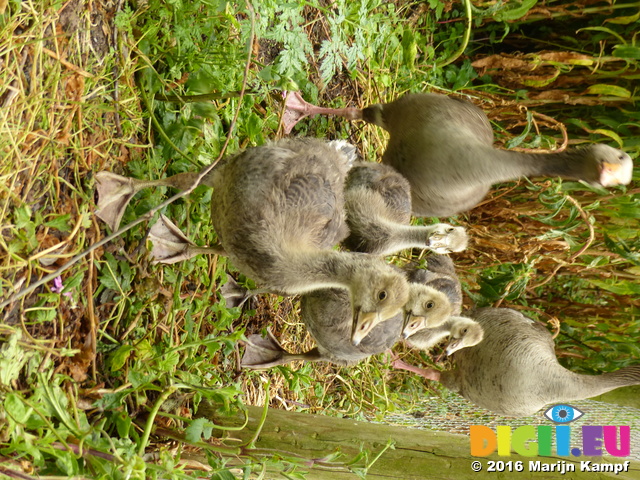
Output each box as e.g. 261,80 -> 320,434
352,308 -> 378,346
445,338 -> 461,356
600,158 -> 633,187
402,312 -> 425,339
402,311 -> 412,338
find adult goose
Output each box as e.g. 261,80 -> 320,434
343,161 -> 467,255
436,308 -> 640,417
284,92 -> 634,217
95,138 -> 410,343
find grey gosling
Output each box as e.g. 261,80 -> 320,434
242,288 -> 403,368
435,308 -> 640,417
405,254 -> 463,316
284,92 -> 634,217
343,161 -> 468,255
242,272 -> 453,368
391,256 -> 473,373
95,138 -> 410,344
403,316 -> 484,354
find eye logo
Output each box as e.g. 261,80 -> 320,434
544,404 -> 584,423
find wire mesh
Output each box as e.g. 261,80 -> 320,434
382,391 -> 640,461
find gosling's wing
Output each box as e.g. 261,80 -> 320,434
346,162 -> 412,220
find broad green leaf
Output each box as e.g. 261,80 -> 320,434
4,393 -> 30,423
626,266 -> 640,276
605,11 -> 640,25
110,345 -> 135,371
588,278 -> 640,295
115,411 -> 132,438
156,349 -> 180,371
191,102 -> 220,120
401,28 -> 417,71
494,0 -> 538,21
590,129 -> 624,147
585,84 -> 631,98
211,471 -> 238,480
128,370 -> 156,389
612,44 -> 640,60
0,332 -> 34,386
14,204 -> 32,227
44,214 -> 71,232
185,417 -> 207,443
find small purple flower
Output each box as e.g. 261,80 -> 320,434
51,276 -> 73,299
51,276 -> 63,293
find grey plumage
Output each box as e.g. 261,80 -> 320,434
405,315 -> 484,354
241,261 -> 456,368
242,288 -> 404,368
284,92 -> 634,217
405,255 -> 463,315
208,138 -> 410,342
440,307 -> 640,417
342,162 -> 468,255
365,94 -> 634,216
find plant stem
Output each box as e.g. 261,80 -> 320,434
155,91 -> 253,102
436,0 -> 472,67
243,380 -> 270,448
138,385 -> 177,457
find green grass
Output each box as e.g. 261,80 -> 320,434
0,0 -> 638,477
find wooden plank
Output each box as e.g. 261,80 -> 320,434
195,402 -> 638,479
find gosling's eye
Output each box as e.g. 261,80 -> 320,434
378,291 -> 387,301
425,301 -> 435,309
461,328 -> 468,334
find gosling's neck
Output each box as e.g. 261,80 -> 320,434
380,222 -> 439,256
406,320 -> 453,350
272,248 -> 367,295
479,146 -> 598,184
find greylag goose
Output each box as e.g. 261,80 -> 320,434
241,288 -> 404,367
437,308 -> 640,417
242,267 -> 454,368
391,256 -> 477,373
284,92 -> 634,217
406,254 -> 463,315
343,161 -> 467,255
403,315 -> 483,353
